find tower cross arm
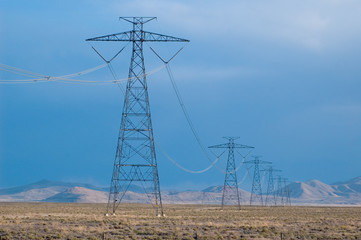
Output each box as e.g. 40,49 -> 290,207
143,31 -> 189,42
262,168 -> 282,172
244,160 -> 272,164
260,160 -> 272,164
208,143 -> 254,149
208,143 -> 229,149
86,31 -> 189,42
233,143 -> 254,149
86,31 -> 133,42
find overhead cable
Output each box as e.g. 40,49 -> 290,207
156,141 -> 226,174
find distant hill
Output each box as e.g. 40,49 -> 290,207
0,177 -> 360,205
288,179 -> 338,199
0,179 -> 106,195
332,176 -> 361,195
43,187 -> 108,203
0,180 -> 251,204
202,186 -> 223,193
0,179 -> 107,202
286,177 -> 361,205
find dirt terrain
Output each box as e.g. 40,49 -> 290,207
0,203 -> 360,239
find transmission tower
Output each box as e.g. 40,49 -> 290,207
209,137 -> 254,209
275,175 -> 283,205
276,176 -> 290,206
282,178 -> 292,206
287,187 -> 292,206
245,156 -> 271,206
87,17 -> 189,216
261,166 -> 281,206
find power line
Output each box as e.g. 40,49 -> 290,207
157,142 -> 226,174
0,64 -> 167,84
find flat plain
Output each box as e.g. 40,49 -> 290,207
0,203 -> 360,239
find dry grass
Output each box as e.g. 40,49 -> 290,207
0,203 -> 360,239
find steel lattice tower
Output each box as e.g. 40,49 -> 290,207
209,137 -> 254,209
282,178 -> 291,206
287,186 -> 292,206
87,17 -> 189,216
245,156 -> 271,206
262,166 -> 281,206
276,175 -> 285,206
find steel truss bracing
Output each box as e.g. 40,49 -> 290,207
276,176 -> 290,206
245,156 -> 271,206
280,178 -> 291,206
87,17 -> 189,216
286,185 -> 292,206
262,166 -> 281,206
209,137 -> 254,209
285,186 -> 291,206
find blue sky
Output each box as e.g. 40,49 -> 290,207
0,0 -> 361,190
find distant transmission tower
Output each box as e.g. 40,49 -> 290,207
87,17 -> 189,216
287,187 -> 292,206
209,137 -> 254,209
276,176 -> 290,206
262,166 -> 281,206
245,156 -> 271,206
276,175 -> 283,205
282,178 -> 291,206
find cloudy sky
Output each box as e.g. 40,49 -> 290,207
0,0 -> 361,190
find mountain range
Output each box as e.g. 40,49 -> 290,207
288,177 -> 361,205
0,177 -> 360,205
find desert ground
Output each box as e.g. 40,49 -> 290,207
0,203 -> 360,239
